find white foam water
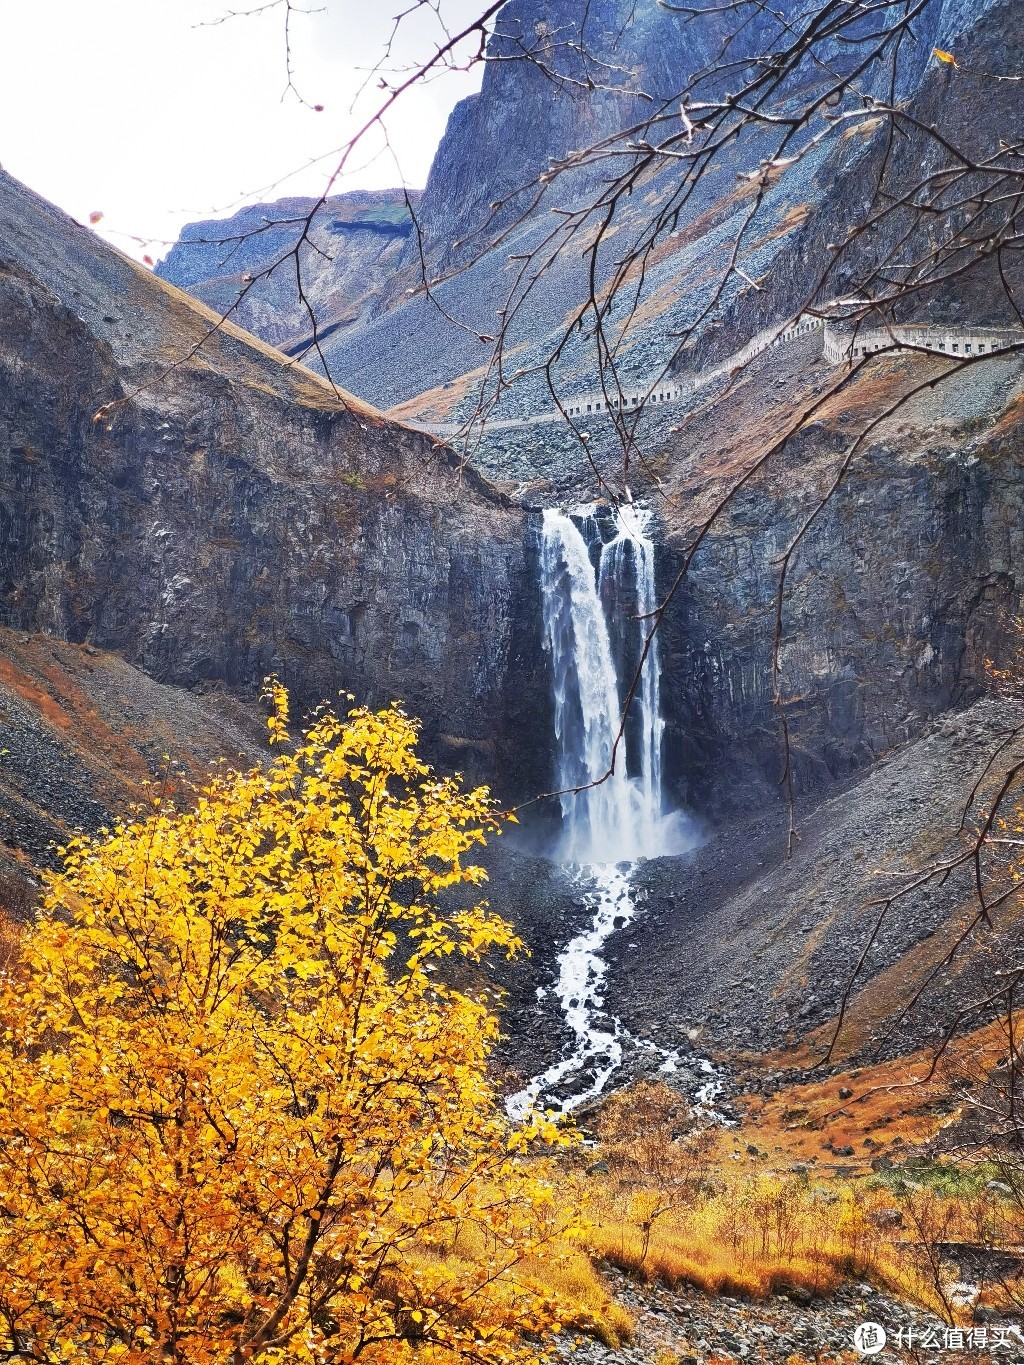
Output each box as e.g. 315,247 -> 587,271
539,505 -> 690,864
507,505 -> 704,1120
506,864 -> 633,1121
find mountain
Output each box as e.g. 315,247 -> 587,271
0,167 -> 552,877
5,0 -> 1024,1090
0,624 -> 265,909
195,0 -> 1024,840
161,0 -> 1022,421
158,189 -> 418,349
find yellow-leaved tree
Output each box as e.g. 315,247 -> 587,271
0,684 -> 575,1364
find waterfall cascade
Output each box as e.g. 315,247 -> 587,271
540,505 -> 689,863
508,505 -> 698,1119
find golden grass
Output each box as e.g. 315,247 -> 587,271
740,1018 -> 1022,1171
583,1170 -> 873,1300
521,1251 -> 634,1347
396,1179 -> 635,1349
544,1080 -> 1024,1330
578,1155 -> 1007,1323
732,1054 -> 955,1170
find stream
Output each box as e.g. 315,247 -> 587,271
506,506 -> 721,1120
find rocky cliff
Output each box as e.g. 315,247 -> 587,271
490,331 -> 1024,1073
0,169 -> 549,809
0,625 -> 265,908
148,0 -> 1024,825
161,0 -> 1021,421
158,190 -> 418,350
6,0 -> 1024,1090
653,339 -> 1024,816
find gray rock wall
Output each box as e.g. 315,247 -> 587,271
0,171 -> 550,802
157,191 -> 417,350
656,363 -> 1024,818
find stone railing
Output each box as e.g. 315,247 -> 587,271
558,315 -> 825,420
405,313 -> 1021,437
823,321 -> 1024,365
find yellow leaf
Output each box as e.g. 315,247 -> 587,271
0,684 -> 566,1365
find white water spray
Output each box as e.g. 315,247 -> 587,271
507,506 -> 697,1120
540,505 -> 686,863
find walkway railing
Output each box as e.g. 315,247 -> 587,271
822,321 -> 1024,365
558,316 -> 824,420
403,313 -> 1022,435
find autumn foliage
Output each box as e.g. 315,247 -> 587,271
0,686 -> 575,1364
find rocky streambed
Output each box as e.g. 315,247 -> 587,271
557,1271 -> 977,1364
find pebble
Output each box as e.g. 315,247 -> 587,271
554,1271 -> 956,1363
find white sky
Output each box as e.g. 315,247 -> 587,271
0,0 -> 487,261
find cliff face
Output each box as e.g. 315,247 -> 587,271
146,0 -> 1024,824
314,0 -> 1017,409
157,190 -> 417,350
160,0 -> 1018,419
0,626 -> 266,897
0,170 -> 549,805
479,332 -> 1024,823
653,343 -> 1024,818
3,7 -> 1023,1082
409,0 -> 997,253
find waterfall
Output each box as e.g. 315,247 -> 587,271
507,505 -> 697,1119
540,504 -> 682,863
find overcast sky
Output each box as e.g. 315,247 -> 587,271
0,0 -> 487,261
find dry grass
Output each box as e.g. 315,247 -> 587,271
584,1168 -> 877,1300
732,1050 -> 962,1171
575,1082 -> 887,1300
581,1151 -> 981,1320
351,1067 -> 988,1346
521,1251 -> 634,1347
740,1018 -> 1024,1173
550,1080 -> 1024,1328
400,1190 -> 635,1348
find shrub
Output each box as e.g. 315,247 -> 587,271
0,685 -> 576,1364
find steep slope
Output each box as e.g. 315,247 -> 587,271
0,625 -> 265,919
0,168 -> 548,802
161,0 -> 1020,425
158,190 -> 418,349
620,697 -> 1024,1062
9,0 -> 1024,1101
342,0 -> 1018,415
